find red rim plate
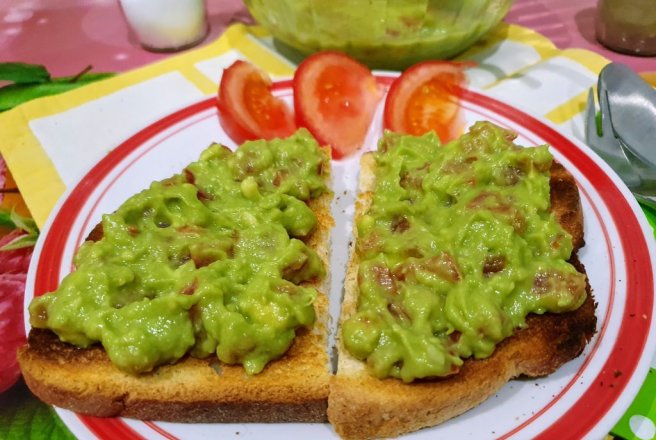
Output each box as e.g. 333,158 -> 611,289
29,77 -> 655,440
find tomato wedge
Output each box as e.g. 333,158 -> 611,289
384,61 -> 472,143
294,51 -> 382,159
217,60 -> 296,144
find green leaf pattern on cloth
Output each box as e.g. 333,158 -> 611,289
0,63 -> 50,84
0,74 -> 115,112
0,62 -> 114,112
0,380 -> 75,440
0,211 -> 38,250
640,204 -> 656,239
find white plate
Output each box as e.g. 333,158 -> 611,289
25,76 -> 656,440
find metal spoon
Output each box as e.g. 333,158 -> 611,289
599,63 -> 656,169
585,67 -> 656,210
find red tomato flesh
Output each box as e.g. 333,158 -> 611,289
294,51 -> 382,159
217,60 -> 296,144
384,61 -> 472,143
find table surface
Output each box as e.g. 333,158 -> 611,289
0,0 -> 654,439
1,0 -> 654,78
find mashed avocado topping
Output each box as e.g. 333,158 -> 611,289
29,129 -> 329,375
342,122 -> 587,383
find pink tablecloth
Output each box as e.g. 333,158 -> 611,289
506,0 -> 655,72
1,0 -> 654,78
1,2 -> 654,439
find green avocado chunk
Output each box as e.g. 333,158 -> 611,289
342,122 -> 587,383
29,129 -> 329,375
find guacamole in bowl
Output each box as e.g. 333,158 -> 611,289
244,0 -> 514,69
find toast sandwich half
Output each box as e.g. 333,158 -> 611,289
329,122 -> 597,439
18,129 -> 334,423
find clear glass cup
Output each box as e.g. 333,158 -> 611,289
595,0 -> 656,56
118,0 -> 209,52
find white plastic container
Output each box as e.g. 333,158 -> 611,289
119,0 -> 209,52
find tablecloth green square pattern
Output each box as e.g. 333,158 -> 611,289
612,368 -> 656,440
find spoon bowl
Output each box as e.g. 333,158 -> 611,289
585,63 -> 656,210
600,63 -> 656,168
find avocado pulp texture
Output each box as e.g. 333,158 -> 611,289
342,122 -> 587,383
29,129 -> 329,375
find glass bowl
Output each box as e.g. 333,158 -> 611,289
243,0 -> 515,69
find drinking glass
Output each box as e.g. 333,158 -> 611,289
118,0 -> 209,52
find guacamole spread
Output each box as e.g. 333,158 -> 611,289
245,0 -> 513,69
342,122 -> 587,383
29,129 -> 329,375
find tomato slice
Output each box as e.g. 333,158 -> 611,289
294,51 -> 382,159
383,61 -> 472,143
217,60 -> 296,143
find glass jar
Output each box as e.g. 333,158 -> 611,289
595,0 -> 656,56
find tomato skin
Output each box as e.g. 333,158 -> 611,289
383,61 -> 472,143
294,51 -> 382,159
217,60 -> 296,144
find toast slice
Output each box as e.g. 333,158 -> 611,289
328,127 -> 596,439
18,133 -> 334,423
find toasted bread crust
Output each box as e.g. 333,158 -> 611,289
327,155 -> 596,439
21,304 -> 329,422
18,169 -> 334,423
